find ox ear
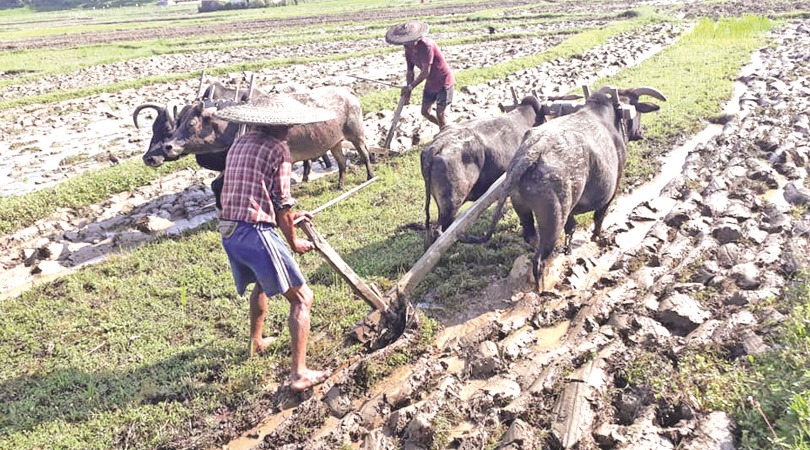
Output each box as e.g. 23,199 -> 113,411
635,102 -> 661,114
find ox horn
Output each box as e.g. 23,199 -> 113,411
196,70 -> 207,100
132,103 -> 163,129
632,86 -> 667,102
165,99 -> 185,124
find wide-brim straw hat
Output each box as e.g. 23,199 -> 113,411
385,21 -> 429,45
215,95 -> 336,126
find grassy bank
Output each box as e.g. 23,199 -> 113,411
602,16 -> 774,184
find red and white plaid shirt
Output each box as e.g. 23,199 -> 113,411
220,130 -> 295,225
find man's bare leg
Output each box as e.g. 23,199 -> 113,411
284,284 -> 330,391
421,103 -> 440,127
436,103 -> 448,129
248,286 -> 276,357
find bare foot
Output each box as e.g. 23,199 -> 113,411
290,368 -> 331,392
247,336 -> 277,357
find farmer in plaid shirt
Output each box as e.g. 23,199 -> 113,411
216,95 -> 335,392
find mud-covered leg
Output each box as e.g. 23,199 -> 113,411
591,203 -> 611,246
532,251 -> 546,292
320,154 -> 332,168
352,140 -> 375,181
512,194 -> 537,246
562,214 -> 577,254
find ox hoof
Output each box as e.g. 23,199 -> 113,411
592,233 -> 614,247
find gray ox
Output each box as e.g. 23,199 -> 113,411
477,86 -> 666,291
421,95 -> 546,249
162,86 -> 374,189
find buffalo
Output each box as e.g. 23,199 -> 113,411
135,82 -> 258,169
476,86 -> 666,291
421,95 -> 547,249
160,86 -> 374,190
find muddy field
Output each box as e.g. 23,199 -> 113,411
2,0 -> 810,449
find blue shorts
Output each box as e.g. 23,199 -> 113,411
219,220 -> 306,297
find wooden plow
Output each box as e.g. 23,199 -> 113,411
295,170 -> 509,350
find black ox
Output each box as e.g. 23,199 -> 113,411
475,86 -> 666,291
420,95 -> 547,250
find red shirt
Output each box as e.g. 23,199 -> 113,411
220,130 -> 295,225
405,37 -> 455,93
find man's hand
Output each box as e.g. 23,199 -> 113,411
293,210 -> 313,223
291,238 -> 314,254
401,84 -> 413,95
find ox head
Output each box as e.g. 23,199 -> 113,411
605,86 -> 667,141
134,100 -> 186,167
162,99 -> 240,159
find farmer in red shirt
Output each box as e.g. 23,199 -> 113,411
386,21 -> 455,129
215,96 -> 335,392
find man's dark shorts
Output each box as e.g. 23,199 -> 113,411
423,85 -> 454,109
219,220 -> 306,297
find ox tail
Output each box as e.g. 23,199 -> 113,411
421,148 -> 434,250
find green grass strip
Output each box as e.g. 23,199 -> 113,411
597,16 -> 775,184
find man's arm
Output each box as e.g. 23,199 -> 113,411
277,207 -> 314,254
403,42 -> 434,93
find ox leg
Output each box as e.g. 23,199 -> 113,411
329,143 -> 348,190
591,203 -> 611,246
320,154 -> 332,168
511,194 -> 537,247
349,139 -> 375,181
531,253 -> 546,292
211,172 -> 224,211
302,160 -> 312,183
561,215 -> 577,254
437,205 -> 460,237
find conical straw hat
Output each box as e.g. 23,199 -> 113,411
215,95 -> 336,125
385,21 -> 429,45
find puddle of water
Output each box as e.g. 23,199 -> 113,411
759,171 -> 792,210
435,310 -> 499,350
224,401 -> 297,450
533,320 -> 570,351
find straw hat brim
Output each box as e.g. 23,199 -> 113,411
385,21 -> 429,45
215,95 -> 336,126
